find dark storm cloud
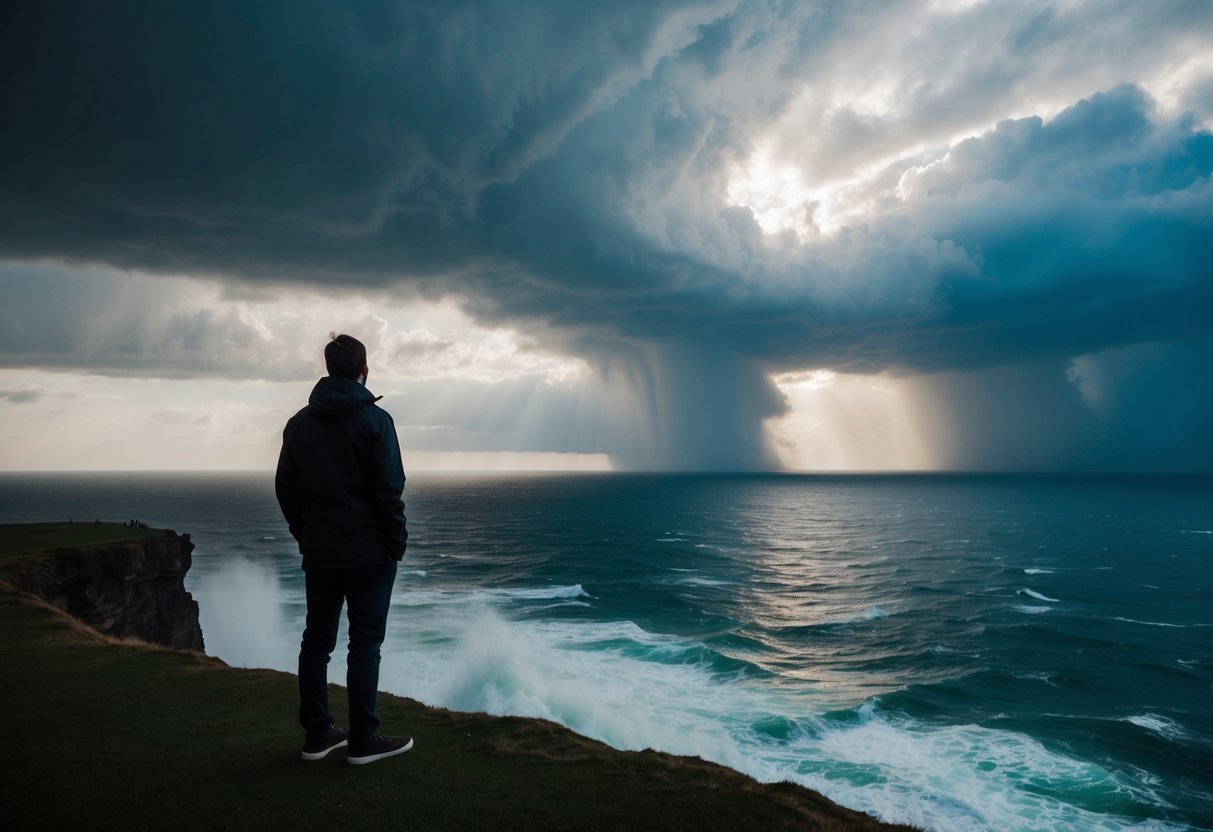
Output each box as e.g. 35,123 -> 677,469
2,1 -> 1212,468
5,2 -> 1207,363
0,0 -> 726,279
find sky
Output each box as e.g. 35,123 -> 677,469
1,0 -> 1211,472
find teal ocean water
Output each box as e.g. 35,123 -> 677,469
2,472 -> 1210,831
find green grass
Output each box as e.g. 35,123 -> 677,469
0,522 -> 162,557
0,538 -> 918,831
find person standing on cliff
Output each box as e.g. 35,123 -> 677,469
275,333 -> 412,765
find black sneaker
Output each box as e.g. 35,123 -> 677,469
301,725 -> 348,761
347,733 -> 414,766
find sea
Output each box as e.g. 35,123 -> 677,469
1,471 -> 1210,831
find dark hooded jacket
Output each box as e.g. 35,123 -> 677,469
275,376 -> 407,571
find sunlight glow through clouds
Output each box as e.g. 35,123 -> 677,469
1145,52 -> 1213,128
769,371 -> 933,471
726,144 -> 858,237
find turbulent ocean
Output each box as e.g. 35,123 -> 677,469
2,471 -> 1211,831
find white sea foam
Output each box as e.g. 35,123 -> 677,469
536,600 -> 591,611
1009,671 -> 1057,685
393,583 -> 591,607
679,576 -> 730,587
501,585 -> 591,600
373,607 -> 1188,831
657,537 -> 685,542
819,607 -> 892,626
188,557 -> 292,670
787,706 -> 1183,832
1018,588 -> 1059,603
1023,568 -> 1054,575
1125,714 -> 1190,744
1014,605 -> 1051,614
1112,617 -> 1185,628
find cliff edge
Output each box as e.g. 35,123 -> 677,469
0,521 -> 917,831
0,522 -> 205,652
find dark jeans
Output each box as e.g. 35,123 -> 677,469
298,557 -> 397,743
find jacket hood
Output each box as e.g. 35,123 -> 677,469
307,376 -> 381,420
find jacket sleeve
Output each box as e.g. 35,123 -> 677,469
274,422 -> 303,543
368,411 -> 408,559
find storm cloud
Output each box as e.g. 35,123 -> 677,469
2,0 -> 1211,469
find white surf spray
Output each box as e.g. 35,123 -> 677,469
189,556 -> 293,670
1018,588 -> 1060,603
367,592 -> 1183,832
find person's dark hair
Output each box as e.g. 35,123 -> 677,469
324,332 -> 367,379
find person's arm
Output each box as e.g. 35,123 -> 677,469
274,423 -> 303,543
368,413 -> 408,559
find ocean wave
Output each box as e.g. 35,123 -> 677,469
534,600 -> 592,611
393,583 -> 591,608
1112,616 -> 1185,629
1124,714 -> 1191,744
503,585 -> 591,600
679,576 -> 731,588
369,609 -> 1185,831
1008,670 -> 1056,685
1018,588 -> 1059,603
657,537 -> 685,542
781,607 -> 893,631
1022,568 -> 1054,575
792,703 -> 1182,831
1014,605 -> 1051,615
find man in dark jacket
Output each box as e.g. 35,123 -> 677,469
275,333 -> 412,765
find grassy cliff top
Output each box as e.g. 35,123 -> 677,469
0,575 -> 916,830
0,521 -> 165,557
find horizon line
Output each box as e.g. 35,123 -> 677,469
1,468 -> 1210,477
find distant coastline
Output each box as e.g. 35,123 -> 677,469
0,521 -> 204,651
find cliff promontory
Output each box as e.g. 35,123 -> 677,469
0,523 -> 204,651
0,520 -> 915,831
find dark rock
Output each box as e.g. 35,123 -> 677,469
3,534 -> 205,652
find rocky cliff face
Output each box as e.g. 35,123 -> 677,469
2,532 -> 205,652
